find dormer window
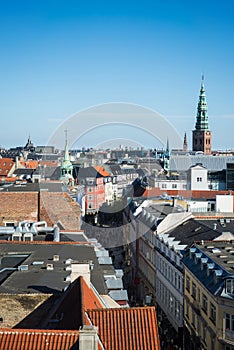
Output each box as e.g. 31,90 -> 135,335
225,279 -> 234,295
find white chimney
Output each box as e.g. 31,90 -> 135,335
214,223 -> 217,230
79,325 -> 98,350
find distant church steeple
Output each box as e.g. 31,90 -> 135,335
60,129 -> 74,182
192,76 -> 212,154
183,132 -> 188,151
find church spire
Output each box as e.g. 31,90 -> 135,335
183,132 -> 188,151
195,75 -> 209,130
192,76 -> 212,155
64,128 -> 70,162
60,129 -> 74,182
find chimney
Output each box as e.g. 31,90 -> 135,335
79,325 -> 98,350
53,225 -> 60,242
213,223 -> 217,230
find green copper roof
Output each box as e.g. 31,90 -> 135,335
195,76 -> 209,130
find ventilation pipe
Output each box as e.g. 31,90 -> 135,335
53,225 -> 60,242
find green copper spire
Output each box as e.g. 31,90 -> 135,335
195,75 -> 209,130
60,129 -> 73,181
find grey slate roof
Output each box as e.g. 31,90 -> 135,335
170,155 -> 234,172
182,241 -> 234,296
166,218 -> 220,246
0,242 -> 107,295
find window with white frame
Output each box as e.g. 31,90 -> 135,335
225,313 -> 234,331
226,279 -> 234,295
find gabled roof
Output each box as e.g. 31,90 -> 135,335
0,329 -> 79,350
87,307 -> 160,350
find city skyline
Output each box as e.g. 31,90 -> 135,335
0,0 -> 234,150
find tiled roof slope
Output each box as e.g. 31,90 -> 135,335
87,307 -> 160,350
80,277 -> 104,316
0,329 -> 79,350
94,166 -> 110,177
0,158 -> 15,176
40,192 -> 81,230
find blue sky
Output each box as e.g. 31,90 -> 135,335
0,0 -> 233,150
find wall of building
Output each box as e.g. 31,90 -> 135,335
216,194 -> 234,213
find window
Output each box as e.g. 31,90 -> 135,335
178,275 -> 181,291
226,279 -> 234,295
225,313 -> 234,331
210,303 -> 216,324
202,294 -> 208,313
197,288 -> 200,304
88,187 -> 92,192
192,282 -> 196,299
202,322 -> 206,342
186,276 -> 190,292
192,309 -> 196,327
162,183 -> 167,189
174,272 -> 178,288
185,301 -> 189,317
172,184 -> 177,189
88,195 -> 93,200
197,177 -> 202,182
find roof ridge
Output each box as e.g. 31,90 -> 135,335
0,328 -> 79,334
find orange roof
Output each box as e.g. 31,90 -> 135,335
79,277 -> 104,326
20,160 -> 38,169
0,158 -> 15,176
144,188 -> 234,200
0,329 -> 79,350
94,166 -> 110,177
87,307 -> 160,350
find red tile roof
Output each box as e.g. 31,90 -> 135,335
0,329 -> 79,350
94,166 -> 110,177
0,158 -> 15,176
87,307 -> 161,350
79,277 -> 104,326
144,187 -> 234,200
20,160 -> 38,169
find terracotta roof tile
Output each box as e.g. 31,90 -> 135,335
0,158 -> 15,176
20,160 -> 38,169
0,329 -> 79,350
79,277 -> 104,326
94,166 -> 110,177
87,307 -> 160,350
144,187 -> 234,200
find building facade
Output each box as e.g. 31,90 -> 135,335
182,239 -> 234,350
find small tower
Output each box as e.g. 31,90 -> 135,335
60,129 -> 74,182
163,138 -> 170,173
183,132 -> 188,151
192,76 -> 212,154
